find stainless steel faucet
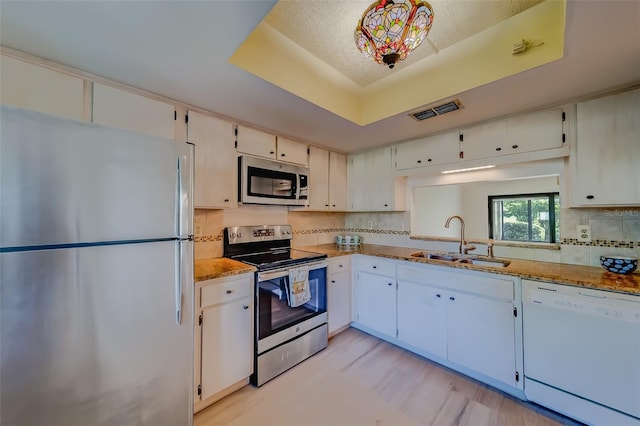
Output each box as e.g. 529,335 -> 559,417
445,215 -> 475,254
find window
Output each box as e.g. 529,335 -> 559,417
489,193 -> 559,243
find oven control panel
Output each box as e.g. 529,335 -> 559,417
225,225 -> 292,244
253,228 -> 274,238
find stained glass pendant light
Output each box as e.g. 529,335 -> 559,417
354,0 -> 434,69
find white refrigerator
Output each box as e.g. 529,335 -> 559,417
0,105 -> 194,425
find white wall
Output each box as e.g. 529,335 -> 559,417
411,176 -> 560,240
412,184 -> 463,238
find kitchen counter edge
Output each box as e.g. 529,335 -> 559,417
298,243 -> 640,296
194,258 -> 256,283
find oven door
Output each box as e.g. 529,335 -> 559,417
256,261 -> 327,350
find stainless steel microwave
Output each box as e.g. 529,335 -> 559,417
238,156 -> 309,206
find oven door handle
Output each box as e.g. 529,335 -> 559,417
258,260 -> 328,281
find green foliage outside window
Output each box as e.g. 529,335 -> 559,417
489,193 -> 559,243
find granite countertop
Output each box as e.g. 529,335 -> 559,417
297,243 -> 640,296
194,258 -> 256,283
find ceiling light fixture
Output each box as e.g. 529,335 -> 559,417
354,0 -> 434,69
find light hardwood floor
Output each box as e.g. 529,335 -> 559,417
194,328 -> 583,426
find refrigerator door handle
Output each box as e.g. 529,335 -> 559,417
175,242 -> 183,325
175,157 -> 183,237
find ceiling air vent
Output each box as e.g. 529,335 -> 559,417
410,99 -> 462,121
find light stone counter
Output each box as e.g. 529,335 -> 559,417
194,258 -> 256,283
297,243 -> 640,296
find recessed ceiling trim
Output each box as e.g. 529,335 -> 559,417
232,0 -> 566,127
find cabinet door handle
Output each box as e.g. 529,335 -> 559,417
243,305 -> 249,310
512,144 -> 519,149
427,158 -> 432,162
417,160 -> 422,164
332,204 -> 336,207
495,147 -> 502,151
388,282 -> 393,286
436,294 -> 441,298
586,195 -> 594,200
281,153 -> 286,157
449,296 -> 455,301
270,151 -> 275,154
325,204 -> 329,207
384,204 -> 389,207
331,280 -> 336,284
224,199 -> 229,202
372,265 -> 377,269
338,264 -> 343,268
226,289 -> 233,294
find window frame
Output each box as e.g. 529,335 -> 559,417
488,192 -> 559,243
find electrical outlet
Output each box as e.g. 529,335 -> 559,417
194,223 -> 203,237
367,220 -> 373,229
576,225 -> 591,243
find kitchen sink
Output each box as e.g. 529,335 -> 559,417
410,252 -> 511,268
467,258 -> 511,268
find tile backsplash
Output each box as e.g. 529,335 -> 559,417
194,206 -> 640,267
558,207 -> 640,266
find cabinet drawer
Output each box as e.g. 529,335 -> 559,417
397,263 -> 513,300
201,275 -> 252,308
328,255 -> 351,275
354,255 -> 395,277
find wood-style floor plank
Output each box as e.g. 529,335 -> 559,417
195,328 -> 583,426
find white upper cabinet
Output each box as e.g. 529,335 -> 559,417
572,88 -> 640,206
506,108 -> 565,153
461,108 -> 565,161
303,147 -> 347,211
348,146 -> 405,211
461,120 -> 508,161
92,83 -> 176,140
235,127 -> 308,166
0,55 -> 84,121
395,131 -> 460,170
307,147 -> 330,210
328,151 -> 347,210
276,136 -> 309,166
188,110 -> 237,209
235,125 -> 277,160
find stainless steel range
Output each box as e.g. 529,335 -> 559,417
223,225 -> 328,386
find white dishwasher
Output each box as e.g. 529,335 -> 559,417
522,280 -> 640,426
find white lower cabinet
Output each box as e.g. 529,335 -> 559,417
396,263 -> 520,390
396,281 -> 447,358
194,273 -> 254,412
353,257 -> 523,396
327,256 -> 352,335
355,272 -> 397,337
445,290 -> 516,387
353,255 -> 397,338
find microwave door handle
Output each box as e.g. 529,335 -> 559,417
292,176 -> 298,199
